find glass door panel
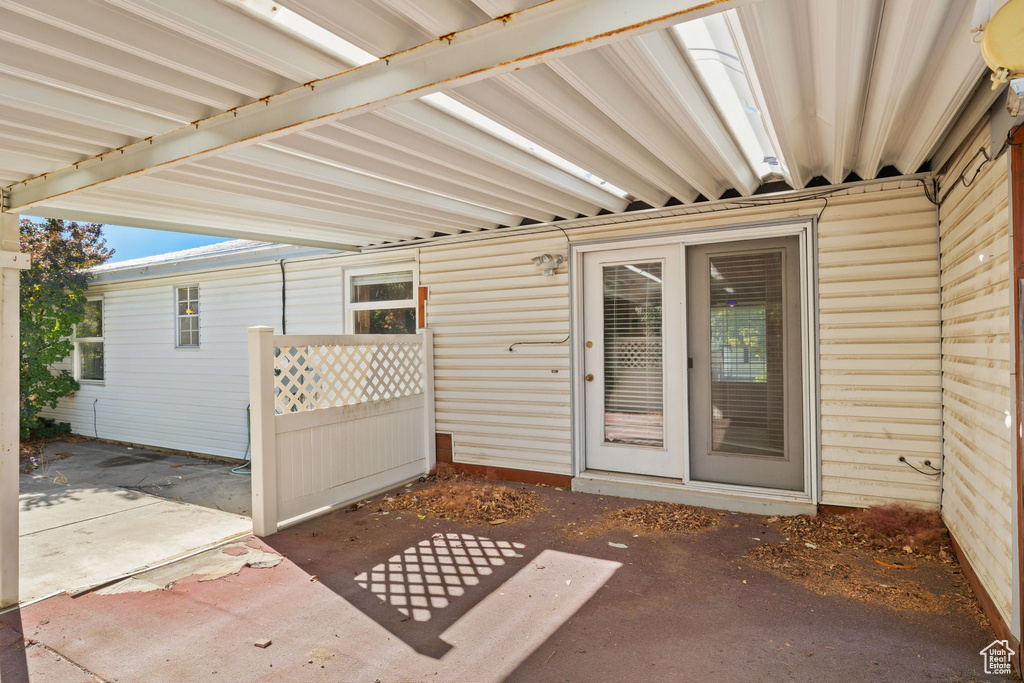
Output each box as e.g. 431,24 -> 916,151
602,262 -> 664,447
708,251 -> 785,457
687,236 -> 804,491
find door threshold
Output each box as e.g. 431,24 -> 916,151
573,470 -> 816,516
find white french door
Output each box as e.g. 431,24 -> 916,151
582,245 -> 683,478
580,232 -> 808,493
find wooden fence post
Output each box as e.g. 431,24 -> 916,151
419,328 -> 436,473
249,326 -> 278,537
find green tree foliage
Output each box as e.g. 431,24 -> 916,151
20,219 -> 113,436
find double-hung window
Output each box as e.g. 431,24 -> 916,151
75,298 -> 104,382
346,267 -> 417,334
176,285 -> 200,347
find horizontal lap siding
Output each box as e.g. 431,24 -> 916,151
42,259 -> 351,458
423,187 -> 943,500
938,125 -> 1013,626
817,194 -> 942,508
421,234 -> 572,474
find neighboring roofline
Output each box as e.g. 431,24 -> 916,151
91,241 -> 338,285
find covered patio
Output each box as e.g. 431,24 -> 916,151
0,0 -> 1023,678
0,478 -> 1000,682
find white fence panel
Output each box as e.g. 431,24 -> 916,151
249,327 -> 434,536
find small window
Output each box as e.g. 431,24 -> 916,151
176,285 -> 200,347
76,298 -> 104,382
347,268 -> 417,334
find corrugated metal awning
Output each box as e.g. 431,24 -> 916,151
0,0 -> 988,249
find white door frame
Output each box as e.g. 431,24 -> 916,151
569,218 -> 820,504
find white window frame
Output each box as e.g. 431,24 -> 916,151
343,263 -> 418,334
174,284 -> 201,349
74,295 -> 105,384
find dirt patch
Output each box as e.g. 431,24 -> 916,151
20,448 -> 83,478
20,434 -> 91,469
747,504 -> 985,620
568,502 -> 722,540
307,647 -> 336,665
380,471 -> 542,526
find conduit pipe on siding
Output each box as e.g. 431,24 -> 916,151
280,259 -> 287,335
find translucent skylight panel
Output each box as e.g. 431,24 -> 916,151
420,93 -> 630,200
228,0 -> 629,202
673,12 -> 785,181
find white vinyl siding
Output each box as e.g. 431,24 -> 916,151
938,123 -> 1013,626
422,184 -> 943,500
45,184 -> 949,513
41,251 -> 407,458
815,192 -> 942,507
421,234 -> 572,475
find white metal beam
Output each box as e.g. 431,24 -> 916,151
0,211 -> 19,607
4,0 -> 754,212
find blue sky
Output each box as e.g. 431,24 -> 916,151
25,217 -> 233,263
100,225 -> 232,263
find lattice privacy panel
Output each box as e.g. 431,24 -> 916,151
611,337 -> 663,368
274,341 -> 423,413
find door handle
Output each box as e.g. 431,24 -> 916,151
585,373 -> 595,382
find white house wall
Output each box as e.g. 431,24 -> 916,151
420,232 -> 573,475
937,121 -> 1013,627
421,185 -> 944,506
42,250 -> 411,459
47,184 -> 947,510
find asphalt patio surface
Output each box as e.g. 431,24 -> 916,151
0,474 -> 1008,682
17,440 -> 252,603
29,440 -> 252,516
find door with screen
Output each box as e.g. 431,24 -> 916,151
686,236 -> 804,490
583,245 -> 683,478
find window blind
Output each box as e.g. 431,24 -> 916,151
351,270 -> 413,303
708,251 -> 784,457
602,262 -> 664,447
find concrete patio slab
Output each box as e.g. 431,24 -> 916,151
1,479 -> 1009,682
34,440 -> 251,515
19,480 -> 155,536
19,475 -> 252,603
